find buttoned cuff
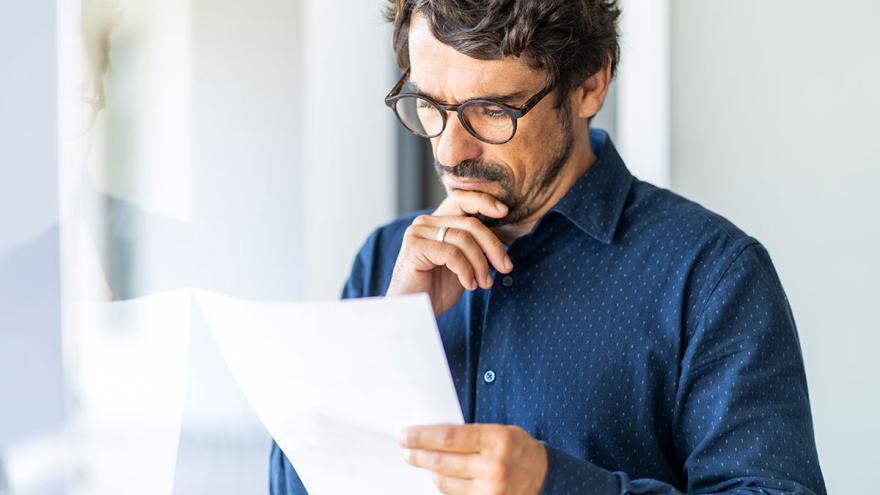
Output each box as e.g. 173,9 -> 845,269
539,442 -> 622,495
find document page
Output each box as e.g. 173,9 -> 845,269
195,290 -> 463,494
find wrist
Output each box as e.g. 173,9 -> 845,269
532,439 -> 549,495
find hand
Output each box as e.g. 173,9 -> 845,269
399,423 -> 548,495
386,190 -> 514,316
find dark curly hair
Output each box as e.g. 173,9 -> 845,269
384,0 -> 621,107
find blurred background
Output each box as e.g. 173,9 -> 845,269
0,0 -> 877,494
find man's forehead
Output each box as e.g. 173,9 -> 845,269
407,12 -> 541,102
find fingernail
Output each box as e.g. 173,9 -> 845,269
495,201 -> 507,212
504,255 -> 513,271
397,430 -> 408,447
402,449 -> 413,462
485,274 -> 494,288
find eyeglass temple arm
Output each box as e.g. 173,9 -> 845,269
517,83 -> 554,116
385,68 -> 411,100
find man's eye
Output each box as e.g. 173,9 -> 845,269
481,107 -> 505,119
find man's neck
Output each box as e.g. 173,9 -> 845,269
492,133 -> 597,245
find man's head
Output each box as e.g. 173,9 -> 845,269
384,0 -> 621,227
82,0 -> 120,129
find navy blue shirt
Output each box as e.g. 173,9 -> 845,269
270,129 -> 826,494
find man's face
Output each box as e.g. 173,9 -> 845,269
407,13 -> 575,227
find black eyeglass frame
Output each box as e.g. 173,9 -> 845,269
384,68 -> 554,145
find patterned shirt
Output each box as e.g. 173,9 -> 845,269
270,129 -> 826,494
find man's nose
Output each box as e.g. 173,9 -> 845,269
434,112 -> 482,168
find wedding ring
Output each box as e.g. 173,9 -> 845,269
436,226 -> 449,243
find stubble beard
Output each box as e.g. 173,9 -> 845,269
434,105 -> 575,228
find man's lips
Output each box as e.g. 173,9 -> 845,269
444,177 -> 493,191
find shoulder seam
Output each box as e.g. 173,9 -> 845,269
692,238 -> 761,331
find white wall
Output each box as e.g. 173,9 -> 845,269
302,0 -> 396,299
616,0 -> 670,188
671,2 -> 880,492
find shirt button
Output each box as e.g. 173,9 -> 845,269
501,275 -> 514,288
483,370 -> 496,384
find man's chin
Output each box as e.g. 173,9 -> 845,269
441,181 -> 516,227
471,213 -> 509,228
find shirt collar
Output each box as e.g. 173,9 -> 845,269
548,128 -> 633,244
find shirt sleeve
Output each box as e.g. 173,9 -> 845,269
539,242 -> 826,495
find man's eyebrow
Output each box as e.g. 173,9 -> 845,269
405,80 -> 531,105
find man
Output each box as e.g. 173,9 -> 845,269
271,0 -> 826,493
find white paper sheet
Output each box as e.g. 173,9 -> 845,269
194,290 -> 464,495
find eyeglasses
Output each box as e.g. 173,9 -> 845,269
384,68 -> 554,145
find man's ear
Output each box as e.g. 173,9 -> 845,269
572,61 -> 613,120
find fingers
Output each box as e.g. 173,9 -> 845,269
405,235 -> 479,291
404,449 -> 491,479
397,191 -> 513,297
407,225 -> 493,289
400,424 -> 548,495
431,474 -> 472,495
399,424 -> 491,454
412,215 -> 513,275
434,190 -> 509,219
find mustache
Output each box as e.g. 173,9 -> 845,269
434,159 -> 509,183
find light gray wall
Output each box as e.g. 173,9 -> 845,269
0,0 -> 66,451
671,2 -> 880,492
0,1 -> 59,248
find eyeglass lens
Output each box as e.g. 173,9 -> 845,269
394,96 -> 514,143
